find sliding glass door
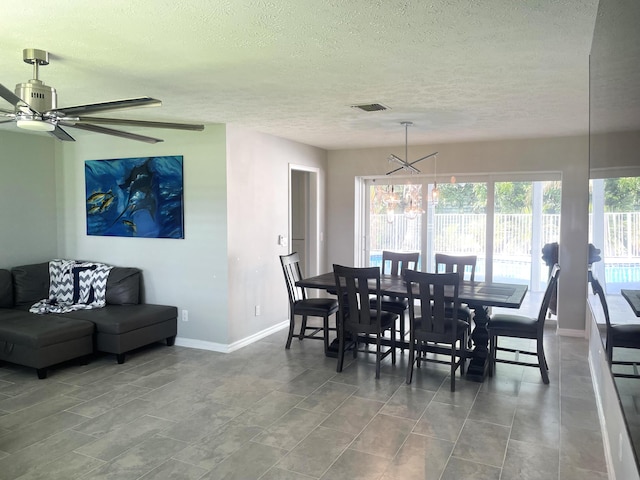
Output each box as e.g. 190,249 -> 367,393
493,180 -> 561,290
590,176 -> 640,294
363,175 -> 561,291
367,182 -> 424,269
430,182 -> 486,280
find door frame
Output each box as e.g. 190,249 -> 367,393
289,164 -> 320,277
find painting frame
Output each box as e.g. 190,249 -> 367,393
85,155 -> 184,239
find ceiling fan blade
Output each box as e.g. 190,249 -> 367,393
49,125 -> 75,141
54,97 -> 162,116
70,116 -> 204,131
64,122 -> 163,144
0,83 -> 28,108
0,119 -> 15,124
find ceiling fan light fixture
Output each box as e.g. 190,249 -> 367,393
0,48 -> 205,143
16,117 -> 55,131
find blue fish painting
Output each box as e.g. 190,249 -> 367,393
85,156 -> 184,239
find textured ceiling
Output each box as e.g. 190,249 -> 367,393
0,0 -> 599,149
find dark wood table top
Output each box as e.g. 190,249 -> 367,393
297,272 -> 528,309
621,289 -> 640,317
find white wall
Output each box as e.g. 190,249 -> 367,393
327,135 -> 590,333
54,126 -> 229,346
0,130 -> 58,268
225,126 -> 328,346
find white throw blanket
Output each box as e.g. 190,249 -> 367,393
30,259 -> 113,314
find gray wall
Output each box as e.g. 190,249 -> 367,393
54,126 -> 230,347
0,130 -> 58,268
326,135 -> 590,333
225,125 -> 328,346
51,124 -> 328,350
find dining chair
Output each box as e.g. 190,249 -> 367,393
280,252 -> 339,355
488,263 -> 560,384
403,270 -> 468,391
333,264 -> 397,379
373,250 -> 419,350
435,253 -> 477,345
589,271 -> 640,378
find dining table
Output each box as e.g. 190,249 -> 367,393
621,289 -> 640,317
296,272 -> 528,382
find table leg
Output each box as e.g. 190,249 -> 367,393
466,304 -> 490,382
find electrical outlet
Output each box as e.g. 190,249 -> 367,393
255,305 -> 261,316
181,310 -> 189,322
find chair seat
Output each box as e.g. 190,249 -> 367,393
610,324 -> 640,348
347,311 -> 398,333
371,296 -> 409,313
414,317 -> 468,341
489,313 -> 537,336
444,303 -> 472,321
293,298 -> 339,316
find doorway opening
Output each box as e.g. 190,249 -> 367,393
289,165 -> 320,278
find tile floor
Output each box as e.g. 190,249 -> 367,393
0,321 -> 609,479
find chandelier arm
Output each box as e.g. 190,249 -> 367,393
407,151 -> 439,166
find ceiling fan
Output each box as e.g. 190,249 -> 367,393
386,121 -> 437,175
0,48 -> 204,144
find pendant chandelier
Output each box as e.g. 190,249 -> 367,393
386,121 -> 437,175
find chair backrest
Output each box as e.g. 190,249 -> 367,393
280,252 -> 306,304
588,270 -> 611,329
333,264 -> 381,332
435,253 -> 477,281
537,263 -> 561,325
381,251 -> 419,276
404,269 -> 461,337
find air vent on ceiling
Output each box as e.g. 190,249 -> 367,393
350,103 -> 389,112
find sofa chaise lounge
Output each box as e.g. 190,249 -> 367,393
0,261 -> 178,378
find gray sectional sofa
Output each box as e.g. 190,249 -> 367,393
0,262 -> 178,378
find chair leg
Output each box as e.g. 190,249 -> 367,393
285,310 -> 295,349
537,338 -> 550,384
488,335 -> 495,377
299,315 -> 308,340
391,324 -> 396,365
399,314 -> 406,352
353,334 -> 358,359
406,339 -> 415,384
323,315 -> 330,355
337,326 -> 345,373
450,343 -> 456,392
374,336 -> 380,379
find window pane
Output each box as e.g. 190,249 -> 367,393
431,182 -> 486,280
590,177 -> 640,293
369,183 -> 423,267
493,181 -> 561,289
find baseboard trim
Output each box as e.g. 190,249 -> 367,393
556,327 -> 586,338
175,320 -> 289,353
590,347 -> 617,480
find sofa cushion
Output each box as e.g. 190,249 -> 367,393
106,267 -> 141,305
0,270 -> 13,308
0,310 -> 94,348
62,304 -> 177,334
11,263 -> 49,308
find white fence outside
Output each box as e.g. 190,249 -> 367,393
369,212 -> 640,286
